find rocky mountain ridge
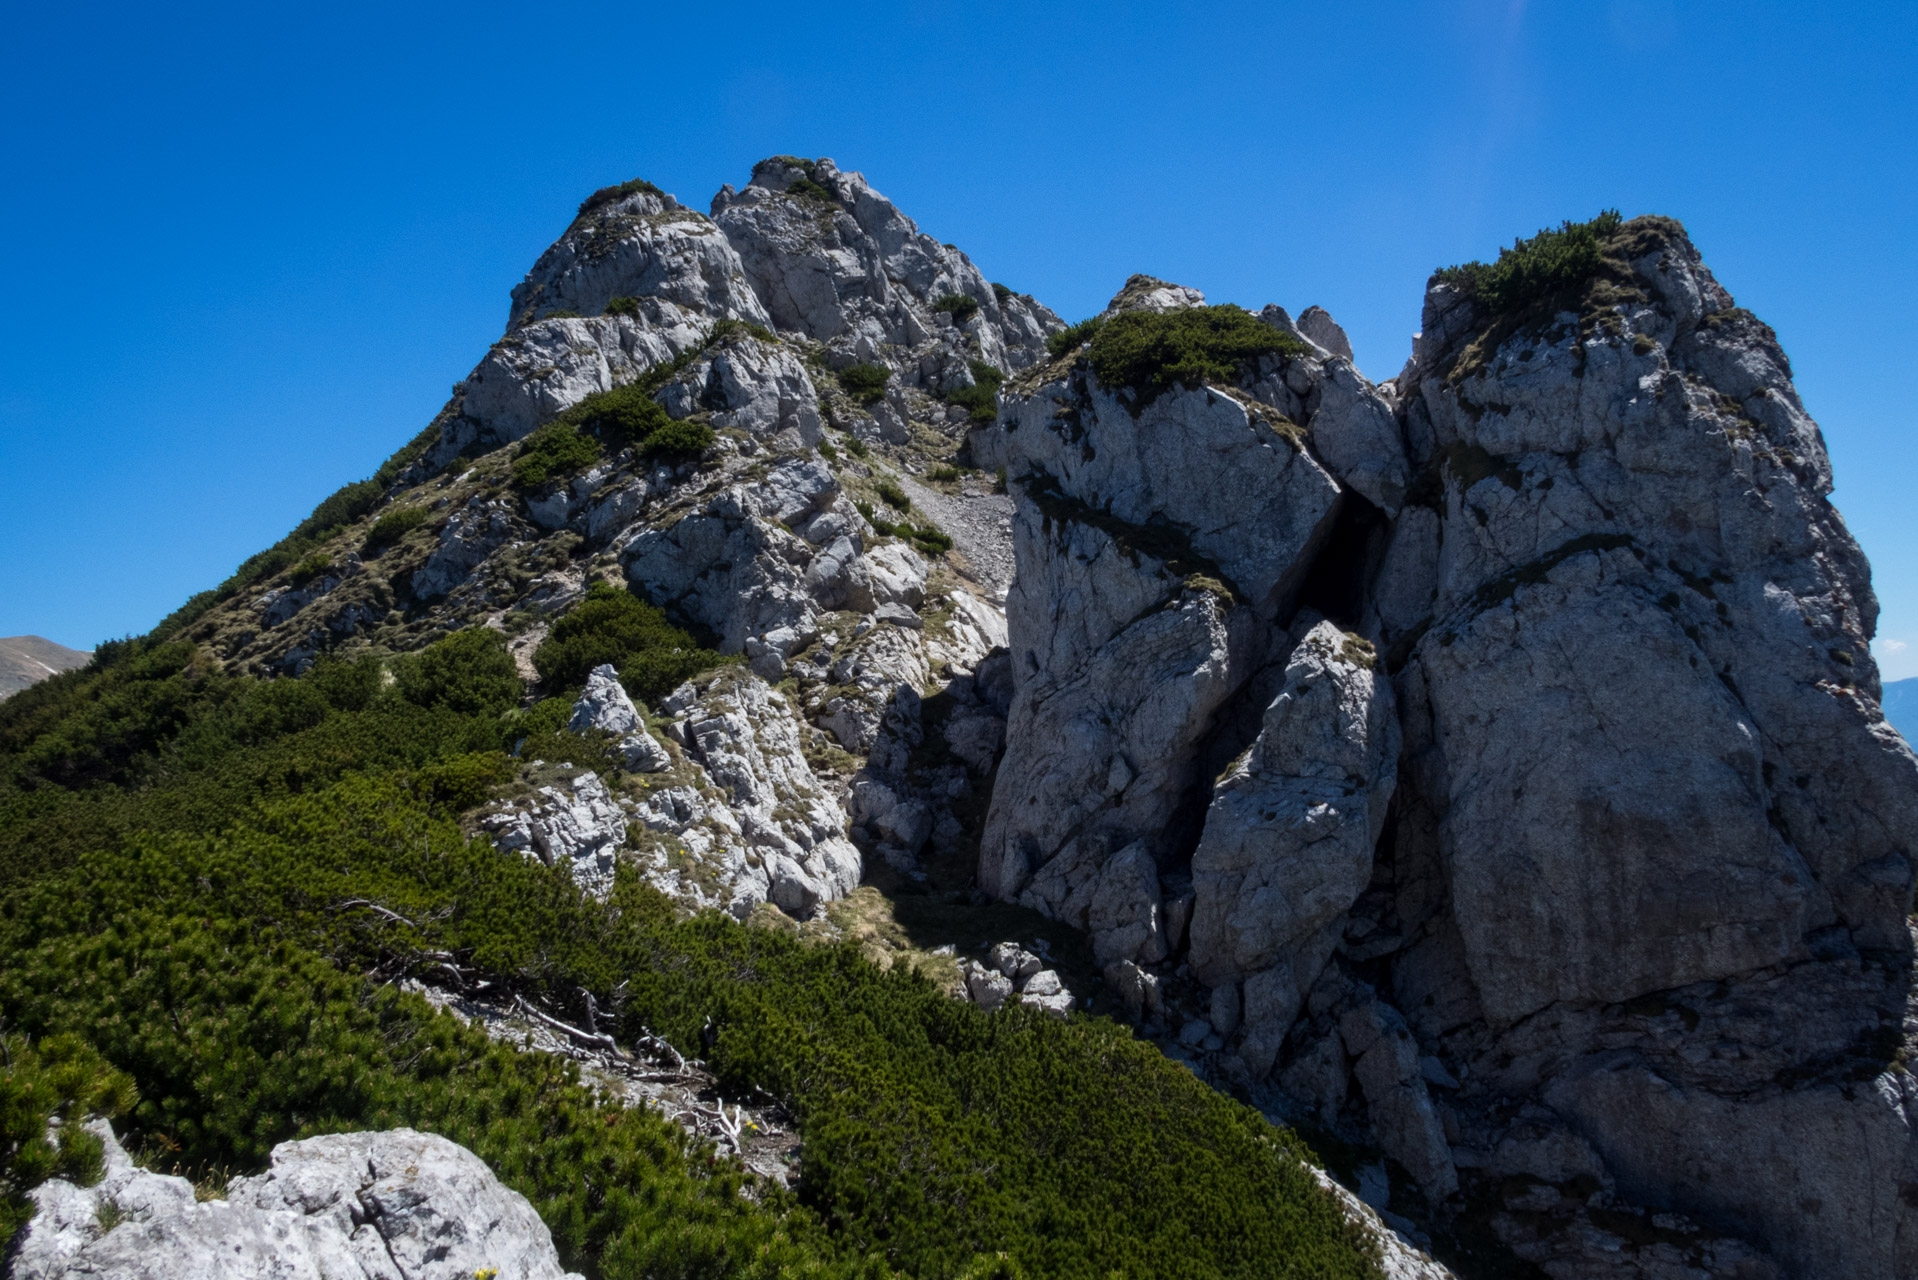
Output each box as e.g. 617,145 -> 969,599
0,638 -> 89,701
70,162 -> 1916,1279
1885,675 -> 1918,742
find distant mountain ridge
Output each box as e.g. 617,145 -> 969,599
1883,676 -> 1918,742
0,635 -> 89,699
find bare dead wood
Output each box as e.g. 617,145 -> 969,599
335,899 -> 418,929
514,995 -> 618,1053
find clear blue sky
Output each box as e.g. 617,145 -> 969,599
3,2 -> 1914,675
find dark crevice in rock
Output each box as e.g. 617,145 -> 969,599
1293,490 -> 1389,631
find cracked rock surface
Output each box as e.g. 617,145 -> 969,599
10,1122 -> 581,1280
979,227 -> 1918,1278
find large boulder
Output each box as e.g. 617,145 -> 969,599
1187,619 -> 1399,1047
10,1122 -> 581,1280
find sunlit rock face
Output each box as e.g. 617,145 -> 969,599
977,224 -> 1918,1279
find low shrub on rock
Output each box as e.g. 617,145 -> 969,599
364,505 -> 429,550
1087,304 -> 1304,407
1434,208 -> 1624,316
836,364 -> 891,405
1044,316 -> 1105,360
577,176 -> 665,219
533,582 -> 726,702
944,361 -> 1004,425
554,386 -> 714,462
932,293 -> 980,326
512,421 -> 603,489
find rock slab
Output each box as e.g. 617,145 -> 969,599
11,1122 -> 581,1280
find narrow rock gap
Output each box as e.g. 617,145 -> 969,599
1159,488 -> 1397,884
1292,490 -> 1389,631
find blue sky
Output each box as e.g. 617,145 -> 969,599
3,1 -> 1914,676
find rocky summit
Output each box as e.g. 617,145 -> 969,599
4,164 -> 1913,1280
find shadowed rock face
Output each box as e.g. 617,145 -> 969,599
979,221 -> 1918,1279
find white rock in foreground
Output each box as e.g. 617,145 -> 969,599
11,1122 -> 581,1280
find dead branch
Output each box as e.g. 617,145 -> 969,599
631,1026 -> 687,1074
514,996 -> 618,1053
335,899 -> 418,929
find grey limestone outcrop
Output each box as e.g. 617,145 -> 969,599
10,1122 -> 580,1280
978,222 -> 1918,1278
711,156 -> 1057,378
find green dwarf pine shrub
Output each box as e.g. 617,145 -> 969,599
364,505 -> 429,550
836,364 -> 891,405
533,582 -> 727,702
944,361 -> 1004,425
0,1033 -> 137,1251
932,294 -> 980,326
512,421 -> 603,489
1433,209 -> 1625,316
1085,305 -> 1308,407
1044,316 -> 1105,360
0,596 -> 1383,1280
577,177 -> 665,219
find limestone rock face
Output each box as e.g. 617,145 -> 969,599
511,185 -> 769,330
1295,304 -> 1355,364
1188,619 -> 1399,1041
482,770 -> 628,897
979,275 -> 1369,929
460,315 -> 694,450
1100,273 -> 1208,316
1376,218 -> 1918,1279
425,187 -> 770,469
620,459 -> 851,661
978,224 -> 1918,1278
640,671 -> 862,918
712,157 -> 1056,376
412,497 -> 516,600
569,664 -> 670,772
656,334 -> 824,450
11,1122 -> 581,1280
